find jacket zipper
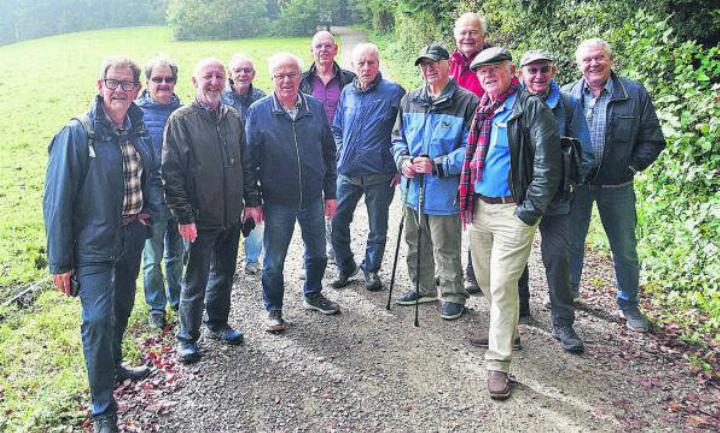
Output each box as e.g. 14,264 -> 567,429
291,121 -> 303,208
216,123 -> 228,228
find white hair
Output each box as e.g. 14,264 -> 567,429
575,38 -> 614,63
454,12 -> 488,37
351,43 -> 380,65
228,53 -> 254,71
267,53 -> 303,75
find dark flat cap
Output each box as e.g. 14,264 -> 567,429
520,49 -> 554,66
414,43 -> 450,66
469,46 -> 513,71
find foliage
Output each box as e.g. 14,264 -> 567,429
166,0 -> 268,40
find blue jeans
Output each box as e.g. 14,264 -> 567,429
244,222 -> 264,266
76,220 -> 148,417
331,174 -> 395,274
262,199 -> 327,311
176,223 -> 241,343
568,182 -> 640,309
142,216 -> 183,312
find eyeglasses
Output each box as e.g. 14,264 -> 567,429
233,67 -> 254,74
418,60 -> 439,70
272,72 -> 299,80
526,65 -> 552,75
150,76 -> 176,84
104,79 -> 138,91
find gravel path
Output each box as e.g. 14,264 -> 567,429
149,28 -> 705,433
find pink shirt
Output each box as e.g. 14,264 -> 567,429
449,49 -> 487,98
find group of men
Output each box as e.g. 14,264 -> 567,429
44,12 -> 665,432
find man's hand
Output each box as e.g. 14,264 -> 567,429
401,160 -> 416,178
243,206 -> 264,223
53,271 -> 73,296
412,156 -> 433,174
390,173 -> 402,188
325,199 -> 338,219
178,222 -> 198,243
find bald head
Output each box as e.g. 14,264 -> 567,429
193,57 -> 225,79
311,30 -> 338,67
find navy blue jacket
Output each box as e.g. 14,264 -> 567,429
244,93 -> 337,207
43,96 -> 162,274
332,73 -> 405,177
563,73 -> 665,185
220,85 -> 266,121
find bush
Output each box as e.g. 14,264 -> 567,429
166,0 -> 268,40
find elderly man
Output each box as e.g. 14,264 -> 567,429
515,50 -> 594,352
461,47 -> 560,398
44,56 -> 161,433
163,58 -> 249,363
391,43 -> 478,320
329,43 -> 405,291
245,53 -> 341,333
136,55 -> 183,330
220,54 -> 266,276
449,12 -> 492,294
563,39 -> 665,332
299,30 -> 356,264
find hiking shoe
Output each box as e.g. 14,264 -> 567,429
395,290 -> 438,306
463,274 -> 482,295
303,293 -> 341,315
551,324 -> 584,353
331,264 -> 359,288
266,310 -> 288,333
469,333 -> 522,350
622,307 -> 650,333
441,302 -> 465,320
363,269 -> 383,292
176,341 -> 201,364
93,413 -> 118,433
116,364 -> 151,383
148,310 -> 165,330
207,325 -> 244,345
244,263 -> 259,275
487,370 -> 511,399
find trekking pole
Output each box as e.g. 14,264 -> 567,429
414,171 -> 425,328
386,177 -> 410,310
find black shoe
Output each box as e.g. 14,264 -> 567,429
93,413 -> 118,433
148,310 -> 165,330
331,264 -> 359,288
303,293 -> 341,315
266,310 -> 288,333
207,325 -> 244,345
176,341 -> 201,364
115,364 -> 151,382
395,290 -> 438,306
551,324 -> 584,353
363,269 -> 383,292
463,274 -> 482,295
441,302 -> 465,320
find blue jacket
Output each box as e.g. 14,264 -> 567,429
540,81 -> 594,215
332,73 -> 405,177
43,96 -> 162,274
244,93 -> 337,207
220,85 -> 266,121
562,73 -> 665,185
391,79 -> 479,215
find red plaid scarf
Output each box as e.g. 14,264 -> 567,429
459,78 -> 520,226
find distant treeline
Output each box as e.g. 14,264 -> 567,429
0,0 -> 167,45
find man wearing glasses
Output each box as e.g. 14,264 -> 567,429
515,50 -> 593,352
563,39 -> 665,333
137,55 -> 183,330
44,56 -> 162,433
244,53 -> 341,333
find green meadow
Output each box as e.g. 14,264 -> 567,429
0,26 -> 311,433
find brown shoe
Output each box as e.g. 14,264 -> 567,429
468,333 -> 522,350
487,370 -> 511,399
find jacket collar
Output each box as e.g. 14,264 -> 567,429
352,72 -> 383,93
307,61 -> 342,80
414,78 -> 460,108
190,98 -> 230,121
90,95 -> 145,138
572,71 -> 628,103
135,89 -> 181,110
222,84 -> 257,103
271,92 -> 312,119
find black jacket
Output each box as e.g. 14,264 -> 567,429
299,61 -> 356,95
507,90 -> 562,225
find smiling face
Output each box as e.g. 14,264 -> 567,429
147,64 -> 176,105
577,43 -> 612,89
229,58 -> 256,95
311,32 -> 338,67
352,49 -> 380,89
475,61 -> 515,99
192,61 -> 225,108
271,59 -> 301,102
419,59 -> 450,88
519,60 -> 557,95
454,18 -> 485,58
97,65 -> 140,118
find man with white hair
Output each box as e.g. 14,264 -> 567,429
563,38 -> 665,333
221,54 -> 266,276
329,43 -> 405,291
245,53 -> 341,333
163,58 -> 250,363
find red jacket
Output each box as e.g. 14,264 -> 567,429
449,48 -> 491,98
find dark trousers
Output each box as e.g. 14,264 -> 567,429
518,213 -> 575,327
176,223 -> 241,343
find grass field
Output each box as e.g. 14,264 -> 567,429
0,26 -> 312,433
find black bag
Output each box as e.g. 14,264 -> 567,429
559,136 -> 583,199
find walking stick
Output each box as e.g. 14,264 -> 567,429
414,172 -> 425,328
386,177 -> 410,310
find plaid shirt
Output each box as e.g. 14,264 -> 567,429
120,138 -> 144,217
582,78 -> 613,162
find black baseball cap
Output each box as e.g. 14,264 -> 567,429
414,43 -> 450,66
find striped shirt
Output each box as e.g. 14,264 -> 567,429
582,78 -> 613,162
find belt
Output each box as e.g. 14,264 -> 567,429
475,194 -> 515,204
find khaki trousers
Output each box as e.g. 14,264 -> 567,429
469,201 -> 537,373
404,208 -> 468,304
